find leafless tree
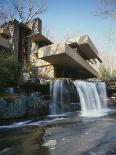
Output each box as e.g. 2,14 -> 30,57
62,30 -> 82,42
97,0 -> 116,19
43,23 -> 56,42
0,0 -> 46,25
103,25 -> 116,50
96,1 -> 116,54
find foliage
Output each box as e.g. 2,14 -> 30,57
23,61 -> 33,73
22,61 -> 39,82
2,94 -> 17,104
0,50 -> 20,86
98,64 -> 116,81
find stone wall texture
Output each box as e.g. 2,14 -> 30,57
0,20 -> 54,79
30,42 -> 54,78
0,93 -> 49,119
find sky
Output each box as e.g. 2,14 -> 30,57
41,0 -> 116,56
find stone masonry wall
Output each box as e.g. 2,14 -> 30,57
30,42 -> 54,78
0,93 -> 49,119
1,19 -> 54,78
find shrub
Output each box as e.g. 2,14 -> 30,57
99,64 -> 116,81
0,50 -> 20,87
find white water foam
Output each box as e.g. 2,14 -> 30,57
74,81 -> 110,118
0,117 -> 69,129
49,79 -> 65,115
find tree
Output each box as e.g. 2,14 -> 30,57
98,52 -> 116,81
99,64 -> 116,80
98,0 -> 116,19
99,64 -> 107,80
96,1 -> 116,52
0,50 -> 20,87
43,23 -> 55,42
63,30 -> 81,42
0,0 -> 46,25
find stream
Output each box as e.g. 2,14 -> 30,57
0,110 -> 116,155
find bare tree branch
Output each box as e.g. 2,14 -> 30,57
97,0 -> 116,19
0,0 -> 46,25
26,7 -> 46,24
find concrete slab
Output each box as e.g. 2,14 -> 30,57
0,35 -> 10,49
38,43 -> 98,78
29,33 -> 53,45
66,35 -> 102,63
0,28 -> 10,39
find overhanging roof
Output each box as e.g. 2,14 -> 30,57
0,35 -> 9,49
38,43 -> 98,78
66,35 -> 102,63
29,33 -> 53,45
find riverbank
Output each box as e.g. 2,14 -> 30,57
0,110 -> 116,155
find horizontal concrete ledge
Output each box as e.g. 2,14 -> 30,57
0,35 -> 10,49
28,33 -> 53,45
66,35 -> 102,63
38,43 -> 98,78
0,28 -> 11,39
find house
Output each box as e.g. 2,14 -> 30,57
0,18 -> 102,79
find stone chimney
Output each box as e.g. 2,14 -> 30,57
28,18 -> 42,34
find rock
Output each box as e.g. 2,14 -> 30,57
50,79 -> 80,114
0,95 -> 26,118
0,92 -> 49,119
26,93 -> 49,117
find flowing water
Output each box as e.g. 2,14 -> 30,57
96,82 -> 108,109
74,81 -> 110,117
49,79 -> 78,115
50,79 -> 110,117
49,79 -> 65,115
0,80 -> 115,155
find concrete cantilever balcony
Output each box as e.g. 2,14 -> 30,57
65,35 -> 102,63
37,42 -> 98,78
0,35 -> 10,49
0,27 -> 11,39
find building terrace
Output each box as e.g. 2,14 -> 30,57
0,18 -> 102,79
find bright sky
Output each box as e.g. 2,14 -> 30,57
41,0 -> 116,56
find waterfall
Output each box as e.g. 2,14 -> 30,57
74,81 -> 109,117
49,79 -> 65,115
49,79 -> 79,115
49,79 -> 110,117
96,82 -> 108,109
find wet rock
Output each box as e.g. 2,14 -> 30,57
43,139 -> 57,149
0,95 -> 26,118
26,92 -> 49,117
0,93 -> 49,119
50,79 -> 80,114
